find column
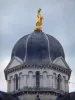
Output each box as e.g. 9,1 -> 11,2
43,72 -> 48,87
33,75 -> 36,87
11,77 -> 14,92
49,75 -> 53,88
7,80 -> 11,92
65,80 -> 69,92
40,75 -> 43,87
53,74 -> 56,89
62,79 -> 65,91
19,75 -> 23,89
62,76 -> 66,91
23,75 -> 27,87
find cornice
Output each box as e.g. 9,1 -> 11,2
10,87 -> 66,96
4,63 -> 71,80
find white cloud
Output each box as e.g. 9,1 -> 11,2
0,70 -> 7,92
0,58 -> 10,71
0,58 -> 10,92
69,73 -> 75,92
66,56 -> 75,71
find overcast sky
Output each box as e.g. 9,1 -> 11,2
0,0 -> 75,92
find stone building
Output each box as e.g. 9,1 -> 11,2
4,30 -> 71,100
4,9 -> 71,100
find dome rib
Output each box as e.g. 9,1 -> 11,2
43,33 -> 52,62
24,33 -> 33,62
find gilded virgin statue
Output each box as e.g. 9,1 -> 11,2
35,8 -> 43,31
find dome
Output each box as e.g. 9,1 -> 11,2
11,31 -> 65,64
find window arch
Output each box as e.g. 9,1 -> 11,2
63,76 -> 66,80
57,74 -> 61,90
43,71 -> 47,75
10,76 -> 13,82
36,71 -> 40,88
53,73 -> 56,77
14,74 -> 18,90
28,71 -> 33,75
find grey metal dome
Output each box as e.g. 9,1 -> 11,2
11,31 -> 65,64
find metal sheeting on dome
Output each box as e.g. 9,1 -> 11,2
11,31 -> 65,64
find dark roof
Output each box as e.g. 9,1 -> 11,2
11,31 -> 65,64
0,91 -> 20,100
56,92 -> 75,100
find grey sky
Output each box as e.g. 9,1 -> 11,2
0,0 -> 75,92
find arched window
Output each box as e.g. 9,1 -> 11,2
36,71 -> 40,88
14,74 -> 18,90
57,74 -> 61,90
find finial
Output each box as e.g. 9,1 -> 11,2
35,8 -> 43,31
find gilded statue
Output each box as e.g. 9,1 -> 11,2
35,8 -> 43,31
